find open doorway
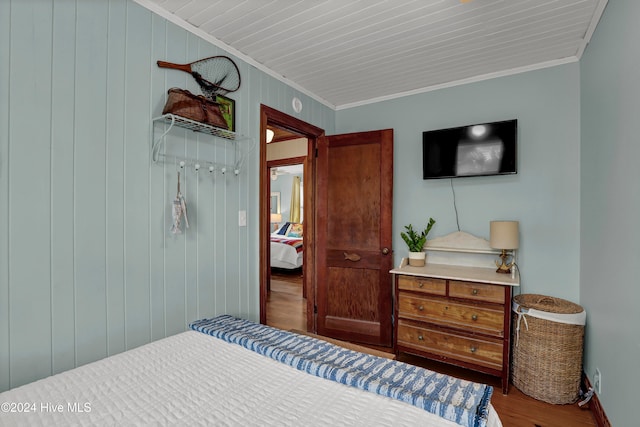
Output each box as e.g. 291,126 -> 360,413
260,107 -> 394,346
259,105 -> 324,332
267,160 -> 305,331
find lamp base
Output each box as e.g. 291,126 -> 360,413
495,250 -> 514,274
495,265 -> 512,274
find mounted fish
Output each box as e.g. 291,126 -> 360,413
170,171 -> 189,235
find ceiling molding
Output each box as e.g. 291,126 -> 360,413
576,0 -> 609,59
133,0 -> 337,110
136,0 -> 606,111
336,56 -> 579,111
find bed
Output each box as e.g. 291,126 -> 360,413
0,316 -> 502,427
270,222 -> 303,270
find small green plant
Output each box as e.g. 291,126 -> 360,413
401,218 -> 436,252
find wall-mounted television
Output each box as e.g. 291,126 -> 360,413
422,119 -> 517,179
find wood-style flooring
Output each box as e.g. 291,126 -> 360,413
267,269 -> 306,331
266,271 -> 597,427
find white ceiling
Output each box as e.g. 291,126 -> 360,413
137,0 -> 608,110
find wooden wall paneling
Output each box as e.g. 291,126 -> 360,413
229,53 -> 251,320
0,0 -> 10,393
105,0 -> 128,358
161,21 -> 189,337
8,1 -> 54,388
0,0 -> 336,392
74,0 -> 109,367
148,12 -> 167,343
192,37 -> 220,322
194,139 -> 216,321
223,55 -> 244,318
183,34 -> 200,330
246,60 -> 259,320
190,35 -> 226,322
123,2 -> 152,350
51,0 -> 79,374
212,72 -> 228,318
223,153 -> 240,316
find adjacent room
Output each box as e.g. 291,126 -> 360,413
1,0 -> 636,426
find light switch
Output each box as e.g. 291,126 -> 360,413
238,210 -> 247,227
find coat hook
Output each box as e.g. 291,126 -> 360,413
208,165 -> 215,174
179,160 -> 185,169
194,163 -> 200,172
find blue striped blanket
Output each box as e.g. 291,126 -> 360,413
190,315 -> 493,427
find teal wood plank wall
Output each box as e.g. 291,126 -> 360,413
0,0 -> 335,391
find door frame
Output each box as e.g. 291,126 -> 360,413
259,105 -> 324,332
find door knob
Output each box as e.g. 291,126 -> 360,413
381,247 -> 390,255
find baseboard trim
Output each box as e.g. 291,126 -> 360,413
583,373 -> 611,427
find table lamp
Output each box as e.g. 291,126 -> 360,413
490,220 -> 519,274
270,213 -> 282,231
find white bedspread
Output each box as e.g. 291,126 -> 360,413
0,331 -> 502,426
271,235 -> 303,269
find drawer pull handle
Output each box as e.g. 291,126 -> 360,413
472,289 -> 479,295
418,305 -> 424,311
418,282 -> 424,288
471,314 -> 478,321
418,335 -> 424,341
470,346 -> 477,353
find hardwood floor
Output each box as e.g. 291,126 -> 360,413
267,269 -> 306,331
266,271 -> 597,427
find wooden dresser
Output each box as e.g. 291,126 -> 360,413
391,262 -> 519,394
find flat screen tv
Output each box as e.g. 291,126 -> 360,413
422,119 -> 517,179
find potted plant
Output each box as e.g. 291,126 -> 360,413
401,218 -> 436,267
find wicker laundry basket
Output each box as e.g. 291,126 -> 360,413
511,294 -> 586,404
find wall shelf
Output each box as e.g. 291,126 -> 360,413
151,114 -> 250,175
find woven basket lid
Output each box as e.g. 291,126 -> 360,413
513,294 -> 583,314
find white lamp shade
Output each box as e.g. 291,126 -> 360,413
490,221 -> 519,249
270,213 -> 282,223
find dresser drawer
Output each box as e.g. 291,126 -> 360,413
449,280 -> 505,304
397,275 -> 446,296
398,293 -> 504,337
397,320 -> 503,370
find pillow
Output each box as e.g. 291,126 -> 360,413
276,222 -> 291,235
287,223 -> 303,238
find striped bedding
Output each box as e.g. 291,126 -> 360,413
0,327 -> 502,427
270,234 -> 303,269
191,315 -> 495,427
270,235 -> 303,252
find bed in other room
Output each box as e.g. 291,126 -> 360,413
271,222 -> 303,270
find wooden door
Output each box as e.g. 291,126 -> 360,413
316,129 -> 393,346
